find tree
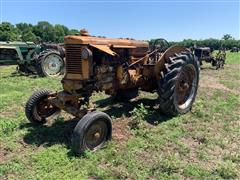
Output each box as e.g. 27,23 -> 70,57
16,23 -> 33,33
54,24 -> 68,42
22,31 -> 37,42
32,21 -> 55,42
0,22 -> 21,41
69,29 -> 79,35
222,34 -> 233,40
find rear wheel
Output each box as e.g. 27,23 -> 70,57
158,52 -> 199,116
72,111 -> 112,155
25,89 -> 60,124
36,49 -> 65,77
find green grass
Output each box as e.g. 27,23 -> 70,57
0,52 -> 240,179
225,51 -> 240,64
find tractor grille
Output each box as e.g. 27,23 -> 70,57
65,45 -> 82,74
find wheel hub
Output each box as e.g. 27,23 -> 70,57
179,80 -> 190,91
42,54 -> 62,76
36,99 -> 58,118
176,64 -> 197,109
94,132 -> 101,139
85,121 -> 108,150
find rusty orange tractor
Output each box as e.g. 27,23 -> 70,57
25,30 -> 200,155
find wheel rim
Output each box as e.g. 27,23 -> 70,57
84,120 -> 108,150
175,64 -> 197,110
42,54 -> 63,76
34,99 -> 59,121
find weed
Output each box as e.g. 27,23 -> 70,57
183,164 -> 211,178
213,161 -> 238,179
128,103 -> 149,130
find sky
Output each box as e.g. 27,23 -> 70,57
0,0 -> 239,41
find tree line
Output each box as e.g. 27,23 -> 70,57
0,21 -> 79,43
0,21 -> 239,49
168,35 -> 240,50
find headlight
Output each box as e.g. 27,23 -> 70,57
81,47 -> 92,59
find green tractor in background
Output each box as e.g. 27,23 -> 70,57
0,41 -> 65,77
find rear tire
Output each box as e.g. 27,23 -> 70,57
36,49 -> 65,77
25,89 -> 60,124
158,52 -> 199,116
72,111 -> 112,155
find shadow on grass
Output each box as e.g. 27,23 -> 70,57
200,66 -> 223,71
96,97 -> 171,125
20,118 -> 79,148
2,71 -> 39,79
21,97 -> 171,155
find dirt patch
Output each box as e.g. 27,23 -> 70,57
200,75 -> 237,94
0,65 -> 12,69
179,118 -> 240,171
0,111 -> 16,118
227,64 -> 240,70
112,118 -> 132,143
0,147 -> 8,164
179,137 -> 216,170
181,137 -> 200,149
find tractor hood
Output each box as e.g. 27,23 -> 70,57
64,35 -> 149,48
0,41 -> 36,47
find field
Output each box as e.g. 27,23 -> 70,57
0,52 -> 239,179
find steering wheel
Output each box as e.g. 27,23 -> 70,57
152,38 -> 170,52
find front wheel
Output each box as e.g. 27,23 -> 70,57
25,89 -> 61,124
72,111 -> 112,155
158,52 -> 200,116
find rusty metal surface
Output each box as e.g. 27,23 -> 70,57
90,44 -> 117,56
25,30 -> 200,145
53,33 -> 195,119
112,45 -> 136,49
64,35 -> 148,48
65,44 -> 82,75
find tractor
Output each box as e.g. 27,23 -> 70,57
193,47 -> 226,69
0,41 -> 65,77
25,30 -> 200,155
230,47 -> 239,53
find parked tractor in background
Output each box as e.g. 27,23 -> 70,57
0,41 -> 65,77
193,47 -> 226,69
230,47 -> 239,53
25,30 -> 200,155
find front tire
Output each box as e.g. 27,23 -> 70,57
158,52 -> 199,116
25,89 -> 61,124
72,111 -> 112,155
